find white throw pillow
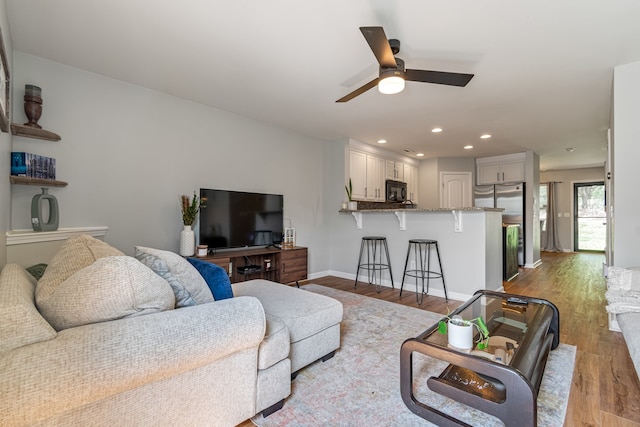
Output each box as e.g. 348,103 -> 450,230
135,246 -> 213,304
608,266 -> 640,291
38,256 -> 175,331
36,234 -> 124,303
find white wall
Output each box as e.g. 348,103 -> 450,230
0,0 -> 11,267
540,167 -> 605,251
10,52 -> 335,274
613,61 -> 640,267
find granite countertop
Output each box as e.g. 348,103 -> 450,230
339,207 -> 503,213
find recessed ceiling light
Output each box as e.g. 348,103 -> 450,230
480,134 -> 492,139
416,153 -> 425,157
432,128 -> 443,133
377,139 -> 387,144
464,145 -> 474,150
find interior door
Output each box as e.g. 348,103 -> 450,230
440,172 -> 472,208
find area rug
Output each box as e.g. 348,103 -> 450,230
252,284 -> 575,427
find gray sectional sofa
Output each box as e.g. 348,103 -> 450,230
0,235 -> 343,426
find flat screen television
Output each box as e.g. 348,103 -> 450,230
199,188 -> 284,250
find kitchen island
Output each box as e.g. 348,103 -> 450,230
335,207 -> 503,302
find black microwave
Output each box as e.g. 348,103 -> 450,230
385,180 -> 407,202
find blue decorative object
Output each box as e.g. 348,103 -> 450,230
187,257 -> 234,300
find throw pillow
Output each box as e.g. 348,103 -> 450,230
26,263 -> 47,281
134,246 -> 213,304
38,256 -> 175,331
136,251 -> 197,308
187,257 -> 234,301
36,234 -> 124,304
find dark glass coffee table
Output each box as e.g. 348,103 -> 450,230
400,290 -> 559,427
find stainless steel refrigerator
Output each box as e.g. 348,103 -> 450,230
474,183 -> 526,266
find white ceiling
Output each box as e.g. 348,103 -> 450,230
6,1 -> 640,170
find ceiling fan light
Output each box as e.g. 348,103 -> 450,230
378,75 -> 405,95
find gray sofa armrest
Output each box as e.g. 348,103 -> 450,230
0,296 -> 266,425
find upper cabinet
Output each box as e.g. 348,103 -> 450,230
347,140 -> 418,203
349,149 -> 384,201
385,160 -> 410,182
366,154 -> 385,201
407,165 -> 419,204
476,153 -> 526,184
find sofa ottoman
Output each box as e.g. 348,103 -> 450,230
233,279 -> 343,375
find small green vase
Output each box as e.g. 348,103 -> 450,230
31,188 -> 59,232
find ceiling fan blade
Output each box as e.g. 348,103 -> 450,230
360,26 -> 397,68
336,78 -> 380,103
405,69 -> 474,87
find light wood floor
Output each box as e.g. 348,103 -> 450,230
240,252 -> 640,426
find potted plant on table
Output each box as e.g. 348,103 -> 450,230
345,178 -> 358,210
438,314 -> 490,351
179,192 -> 200,256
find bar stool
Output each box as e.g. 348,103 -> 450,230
400,239 -> 449,305
355,236 -> 394,293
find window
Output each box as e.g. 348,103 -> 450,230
539,184 -> 548,231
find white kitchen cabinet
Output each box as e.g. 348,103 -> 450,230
366,154 -> 385,201
385,160 -> 409,182
476,153 -> 526,184
349,150 -> 367,200
349,150 -> 384,201
407,165 -> 419,204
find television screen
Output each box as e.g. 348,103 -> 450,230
199,188 -> 284,250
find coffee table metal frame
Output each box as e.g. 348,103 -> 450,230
400,290 -> 559,427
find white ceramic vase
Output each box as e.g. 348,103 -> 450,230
447,316 -> 474,350
180,225 -> 195,256
348,201 -> 358,210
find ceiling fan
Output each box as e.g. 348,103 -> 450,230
336,26 -> 474,103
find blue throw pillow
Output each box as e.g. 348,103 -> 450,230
187,258 -> 234,300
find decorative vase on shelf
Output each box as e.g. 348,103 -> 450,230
24,84 -> 43,129
180,225 -> 195,256
31,187 -> 59,232
348,201 -> 358,211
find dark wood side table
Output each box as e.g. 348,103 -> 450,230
400,290 -> 559,427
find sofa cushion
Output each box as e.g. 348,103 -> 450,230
37,256 -> 175,331
36,234 -> 124,304
136,252 -> 197,308
187,258 -> 234,301
135,246 -> 213,304
233,279 -> 343,343
0,264 -> 57,352
257,315 -> 291,370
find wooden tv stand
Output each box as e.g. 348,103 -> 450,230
201,246 -> 307,285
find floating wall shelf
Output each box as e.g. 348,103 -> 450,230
10,123 -> 61,141
10,175 -> 68,187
